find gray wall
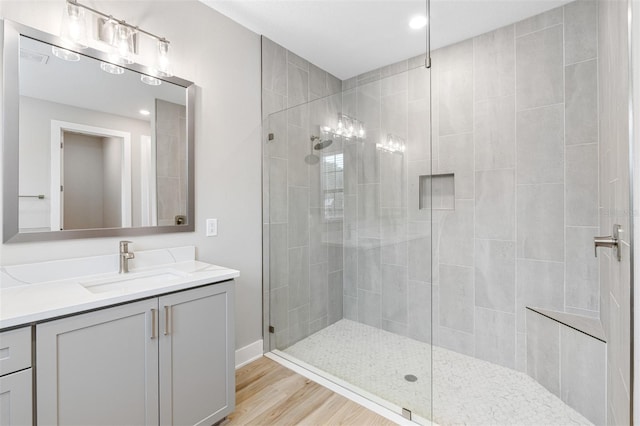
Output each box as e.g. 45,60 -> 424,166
598,0 -> 633,423
0,0 -> 263,352
262,37 -> 344,349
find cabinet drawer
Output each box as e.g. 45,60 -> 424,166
0,327 -> 31,376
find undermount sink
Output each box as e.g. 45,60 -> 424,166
80,268 -> 190,294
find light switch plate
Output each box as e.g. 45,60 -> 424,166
206,218 -> 218,237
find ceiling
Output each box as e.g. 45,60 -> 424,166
201,0 -> 573,79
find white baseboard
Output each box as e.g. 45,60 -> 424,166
235,339 -> 263,369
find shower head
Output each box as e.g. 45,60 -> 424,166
311,135 -> 333,150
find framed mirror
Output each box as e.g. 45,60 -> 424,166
2,20 -> 195,242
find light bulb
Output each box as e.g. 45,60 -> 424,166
62,2 -> 87,47
113,24 -> 134,64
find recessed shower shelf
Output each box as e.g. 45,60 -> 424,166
419,173 -> 455,211
526,307 -> 606,342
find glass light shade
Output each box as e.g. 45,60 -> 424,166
155,40 -> 172,77
61,2 -> 88,48
100,62 -> 125,75
141,74 -> 162,86
112,24 -> 135,64
51,46 -> 80,62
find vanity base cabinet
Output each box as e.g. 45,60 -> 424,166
0,369 -> 33,426
35,281 -> 235,426
36,299 -> 159,426
159,282 -> 235,426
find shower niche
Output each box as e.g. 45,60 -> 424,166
419,173 -> 454,210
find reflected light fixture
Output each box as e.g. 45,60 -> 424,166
321,113 -> 365,140
409,15 -> 428,30
100,62 -> 124,75
139,109 -> 151,116
51,46 -> 80,62
377,134 -> 406,154
141,75 -> 162,86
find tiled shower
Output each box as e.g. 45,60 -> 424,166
262,0 -> 631,424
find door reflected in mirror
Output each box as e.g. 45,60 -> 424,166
17,34 -> 189,234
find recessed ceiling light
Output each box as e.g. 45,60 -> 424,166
139,109 -> 151,116
409,15 -> 428,30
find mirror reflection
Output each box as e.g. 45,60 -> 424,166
18,35 -> 188,232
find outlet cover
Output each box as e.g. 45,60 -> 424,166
206,218 -> 218,236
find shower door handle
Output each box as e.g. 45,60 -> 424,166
594,224 -> 621,261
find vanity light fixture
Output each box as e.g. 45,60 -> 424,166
60,0 -> 172,77
141,75 -> 162,86
51,46 -> 80,62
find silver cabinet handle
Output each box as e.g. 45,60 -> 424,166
594,224 -> 621,261
164,305 -> 170,335
150,308 -> 157,339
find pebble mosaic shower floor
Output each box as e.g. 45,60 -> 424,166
284,319 -> 591,425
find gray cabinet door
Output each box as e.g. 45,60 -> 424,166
159,282 -> 235,426
37,299 -> 159,426
0,369 -> 32,426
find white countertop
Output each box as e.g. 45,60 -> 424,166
0,246 -> 239,330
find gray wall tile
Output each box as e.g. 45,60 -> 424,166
343,246 -> 357,297
309,63 -> 326,100
516,7 -> 563,37
439,133 -> 474,199
344,295 -> 358,321
438,40 -> 474,135
287,125 -> 310,187
439,326 -> 475,356
261,37 -> 287,96
358,184 -> 381,239
309,208 -> 328,264
357,141 -> 380,184
357,245 -> 381,293
516,332 -> 527,372
474,96 -> 516,170
289,304 -> 310,344
288,246 -> 310,308
287,63 -> 309,108
408,99 -> 431,162
475,239 -> 516,313
526,310 -> 560,396
475,169 -> 516,240
564,0 -> 597,65
516,104 -> 564,184
287,50 -> 309,70
567,145 -> 598,228
358,289 -> 382,328
517,260 -> 564,332
270,223 -> 288,288
408,280 -> 432,343
517,183 -> 564,261
566,60 -> 598,145
328,271 -> 344,324
560,326 -> 606,425
439,200 -> 474,267
382,264 -> 408,324
516,25 -> 564,110
380,152 -> 406,209
439,265 -> 474,333
270,286 -> 289,332
474,25 -> 515,101
475,307 -> 516,368
288,187 -> 309,247
408,235 -> 432,282
310,262 -> 328,321
269,158 -> 288,223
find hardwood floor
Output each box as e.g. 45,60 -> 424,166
227,356 -> 397,425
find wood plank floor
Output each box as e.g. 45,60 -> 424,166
227,356 -> 397,425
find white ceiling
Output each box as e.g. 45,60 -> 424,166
201,0 -> 573,79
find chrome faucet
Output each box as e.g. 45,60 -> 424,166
119,240 -> 135,273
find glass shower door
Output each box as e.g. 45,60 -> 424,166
264,60 -> 434,423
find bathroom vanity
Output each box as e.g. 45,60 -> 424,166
0,247 -> 237,426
